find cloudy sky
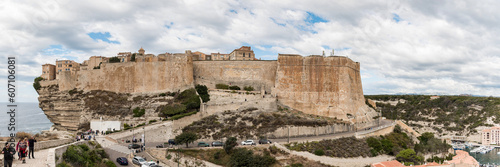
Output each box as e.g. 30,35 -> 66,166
1,0 -> 499,102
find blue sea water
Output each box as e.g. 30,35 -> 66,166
0,102 -> 53,137
465,147 -> 500,166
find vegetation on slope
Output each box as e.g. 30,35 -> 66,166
57,142 -> 115,167
366,95 -> 500,135
182,107 -> 342,140
286,126 -> 450,165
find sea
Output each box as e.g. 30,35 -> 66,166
0,102 -> 53,137
465,146 -> 500,166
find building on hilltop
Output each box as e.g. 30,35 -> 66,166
41,64 -> 56,80
56,60 -> 80,74
88,56 -> 107,69
229,46 -> 255,60
482,127 -> 500,145
211,52 -> 229,60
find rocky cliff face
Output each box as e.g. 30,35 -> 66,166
36,83 -> 173,131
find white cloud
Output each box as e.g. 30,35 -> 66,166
1,0 -> 499,102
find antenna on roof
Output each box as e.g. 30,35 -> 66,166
322,50 -> 325,56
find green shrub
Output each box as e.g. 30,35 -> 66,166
166,154 -> 172,159
105,160 -> 117,167
314,149 -> 325,156
229,85 -> 240,90
159,93 -> 167,97
33,77 -> 43,90
133,107 -> 145,117
109,57 -> 120,63
195,84 -> 210,102
56,162 -> 71,167
131,53 -> 136,61
136,123 -> 146,127
229,148 -> 276,167
216,84 -> 229,89
170,111 -> 198,120
149,120 -> 157,124
161,104 -> 187,117
124,123 -> 131,130
290,163 -> 304,167
243,86 -> 254,91
177,88 -> 201,110
224,137 -> 238,154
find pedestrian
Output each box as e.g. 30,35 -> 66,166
28,136 -> 37,159
18,138 -> 28,163
15,140 -> 20,160
2,142 -> 16,167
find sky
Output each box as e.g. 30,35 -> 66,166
1,0 -> 499,103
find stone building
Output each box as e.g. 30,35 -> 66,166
56,60 -> 80,74
192,51 -> 208,60
482,127 -> 500,145
88,56 -> 107,69
211,52 -> 229,60
41,64 -> 56,80
229,46 -> 255,60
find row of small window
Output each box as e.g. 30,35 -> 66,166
57,69 -> 71,72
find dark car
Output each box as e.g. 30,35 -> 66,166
259,139 -> 272,144
128,143 -> 141,149
156,144 -> 164,148
116,157 -> 128,165
168,139 -> 176,145
211,141 -> 223,147
198,142 -> 210,147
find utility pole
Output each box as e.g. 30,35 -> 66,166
287,126 -> 290,143
143,127 -> 146,150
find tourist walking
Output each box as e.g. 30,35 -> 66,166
28,136 -> 37,159
2,143 -> 16,167
18,138 -> 28,163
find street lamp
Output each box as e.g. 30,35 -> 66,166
143,127 -> 146,150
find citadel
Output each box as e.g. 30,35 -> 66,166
38,46 -> 377,131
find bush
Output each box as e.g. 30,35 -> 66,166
56,162 -> 71,167
224,137 -> 238,154
291,163 -> 304,167
170,111 -> 198,120
131,53 -> 136,61
166,154 -> 172,159
216,84 -> 229,89
161,104 -> 187,117
33,77 -> 43,90
195,84 -> 210,102
123,123 -> 131,130
133,107 -> 145,117
105,160 -> 117,167
229,86 -> 240,90
109,57 -> 120,63
149,120 -> 157,124
159,93 -> 167,97
177,88 -> 201,110
314,149 -> 325,156
229,148 -> 276,167
243,86 -> 254,91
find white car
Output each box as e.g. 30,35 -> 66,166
132,156 -> 147,165
141,161 -> 158,167
241,140 -> 256,145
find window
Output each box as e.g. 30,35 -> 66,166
58,64 -> 62,67
122,58 -> 125,62
69,64 -> 72,67
243,53 -> 245,57
65,61 -> 68,63
66,68 -> 70,71
58,70 -> 62,72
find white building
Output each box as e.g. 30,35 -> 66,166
90,119 -> 121,132
482,127 -> 500,145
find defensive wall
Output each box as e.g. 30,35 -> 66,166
55,53 -> 194,93
274,55 -> 375,122
193,60 -> 277,93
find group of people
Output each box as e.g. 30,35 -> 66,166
1,136 -> 37,167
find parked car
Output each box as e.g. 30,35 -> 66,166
241,140 -> 256,145
168,139 -> 176,145
211,141 -> 223,147
198,142 -> 210,147
141,161 -> 158,167
156,144 -> 164,148
116,157 -> 128,165
258,139 -> 272,144
125,139 -> 131,143
129,143 -> 141,149
132,156 -> 147,165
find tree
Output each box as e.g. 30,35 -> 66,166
175,132 -> 198,148
366,137 -> 382,153
131,53 -> 136,61
418,132 -> 434,145
109,57 -> 120,63
195,84 -> 210,102
224,137 -> 238,154
33,77 -> 44,90
396,149 -> 423,165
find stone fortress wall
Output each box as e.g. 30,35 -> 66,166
39,51 -> 375,125
56,52 -> 194,93
193,60 -> 277,93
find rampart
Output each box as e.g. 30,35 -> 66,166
274,55 -> 375,122
55,53 -> 194,93
193,61 -> 277,93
